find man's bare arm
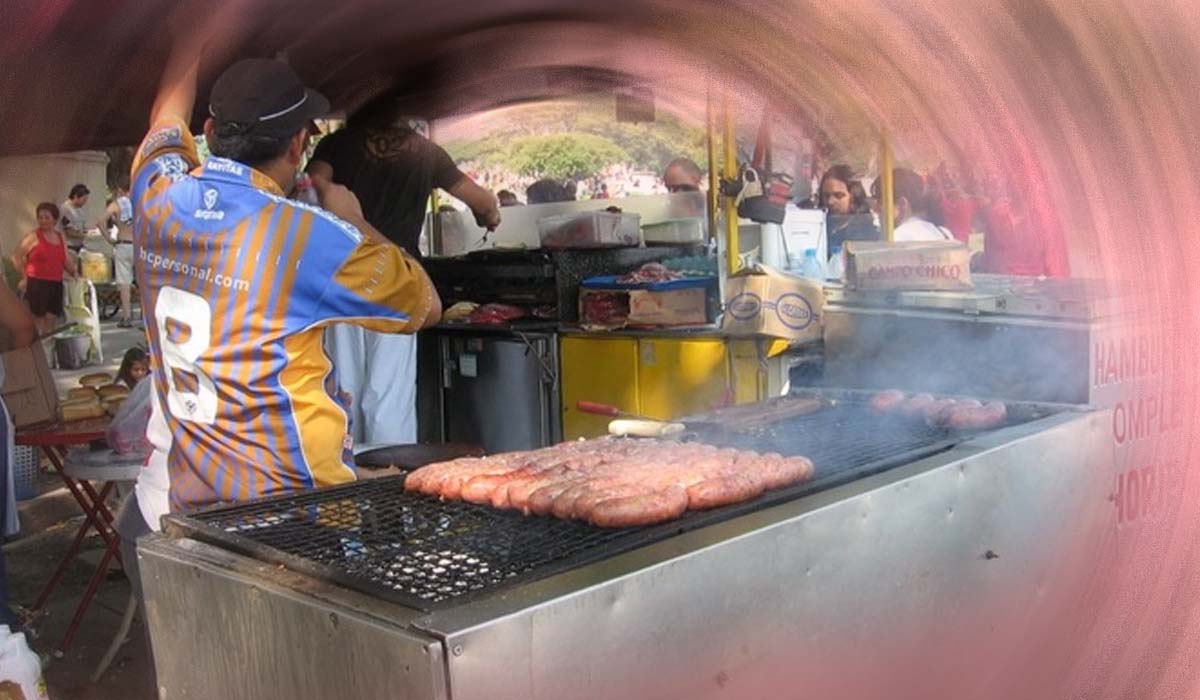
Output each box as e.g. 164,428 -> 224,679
149,37 -> 203,128
152,0 -> 253,128
0,283 -> 36,347
446,177 -> 501,229
306,160 -> 334,183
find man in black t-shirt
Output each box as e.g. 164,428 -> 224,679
308,103 -> 499,447
309,114 -> 499,256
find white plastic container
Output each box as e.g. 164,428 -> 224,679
827,245 -> 846,281
0,626 -> 49,700
641,217 -> 705,245
538,211 -> 642,249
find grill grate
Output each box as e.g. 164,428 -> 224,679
166,398 -> 1053,611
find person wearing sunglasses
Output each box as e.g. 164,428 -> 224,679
663,157 -> 703,193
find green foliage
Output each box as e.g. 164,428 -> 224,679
444,138 -> 504,164
505,133 -> 628,180
446,96 -> 708,177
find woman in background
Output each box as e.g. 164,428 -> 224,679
12,202 -> 77,336
819,164 -> 879,255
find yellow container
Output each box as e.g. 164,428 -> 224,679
561,333 -> 769,440
80,251 -> 111,283
560,336 -> 639,439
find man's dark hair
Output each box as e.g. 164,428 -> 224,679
872,168 -> 944,225
890,168 -> 926,210
527,179 -> 572,204
68,183 -> 89,199
664,157 -> 702,181
207,121 -> 295,168
348,92 -> 408,130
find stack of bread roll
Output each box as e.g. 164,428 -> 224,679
60,373 -> 128,421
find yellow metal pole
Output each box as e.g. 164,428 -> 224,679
705,84 -> 720,241
722,91 -> 739,274
880,128 -> 895,243
429,119 -> 443,254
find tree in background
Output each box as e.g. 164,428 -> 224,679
444,95 -> 706,176
506,133 -> 629,181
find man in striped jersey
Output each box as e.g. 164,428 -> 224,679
116,41 -> 442,601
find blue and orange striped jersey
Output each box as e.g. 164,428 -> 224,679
131,117 -> 435,512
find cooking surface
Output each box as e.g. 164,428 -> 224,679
164,392 -> 1063,612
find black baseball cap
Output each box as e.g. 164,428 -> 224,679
208,58 -> 330,137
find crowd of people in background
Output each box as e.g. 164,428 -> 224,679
460,160 -> 681,207
466,154 -> 1068,278
797,159 -> 1068,277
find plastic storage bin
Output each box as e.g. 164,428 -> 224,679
12,445 -> 39,501
642,218 -> 705,245
54,332 -> 91,370
538,211 -> 642,249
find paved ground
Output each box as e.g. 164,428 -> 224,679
9,317 -> 157,699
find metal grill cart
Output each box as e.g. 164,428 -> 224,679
822,275 -> 1133,405
139,390 -> 1112,699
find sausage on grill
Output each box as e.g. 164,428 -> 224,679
588,486 -> 690,528
405,439 -> 816,528
898,393 -> 935,418
869,390 -> 907,414
946,401 -> 1007,430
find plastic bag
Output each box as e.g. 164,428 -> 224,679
106,377 -> 152,458
0,625 -> 49,699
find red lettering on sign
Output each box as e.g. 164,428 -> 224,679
1114,458 -> 1181,527
865,264 -> 963,280
1111,392 -> 1184,446
1092,332 -> 1170,388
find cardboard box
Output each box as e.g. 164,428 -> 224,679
721,265 -> 824,342
580,287 -> 709,328
1,344 -> 58,428
845,240 -> 973,291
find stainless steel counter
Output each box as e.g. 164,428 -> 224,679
140,401 -> 1111,700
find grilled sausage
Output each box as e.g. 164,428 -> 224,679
588,486 -> 689,528
758,456 -> 815,490
686,472 -> 768,510
408,439 -> 818,527
869,389 -> 907,414
527,480 -> 585,516
923,399 -> 959,428
898,393 -> 935,419
570,483 -> 645,520
978,401 -> 1008,429
460,474 -> 514,504
946,401 -> 1007,430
